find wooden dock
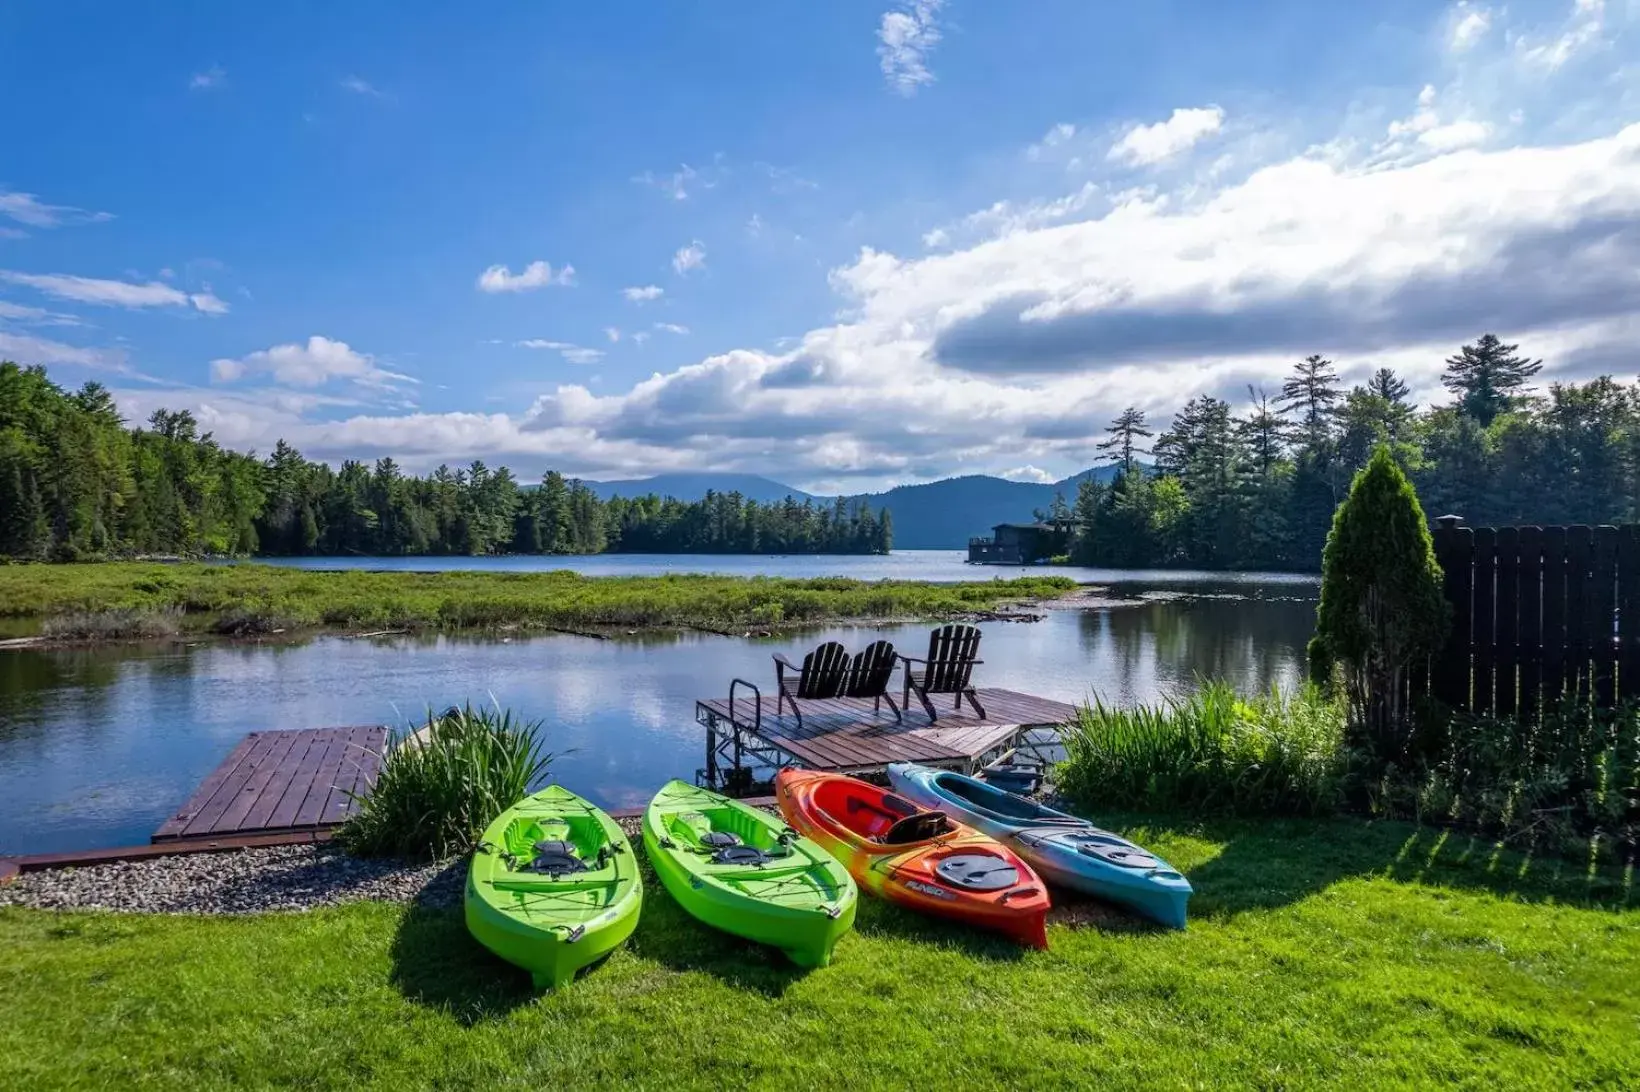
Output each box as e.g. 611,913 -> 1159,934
152,726 -> 388,843
695,687 -> 1075,790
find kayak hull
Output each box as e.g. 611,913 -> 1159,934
886,762 -> 1191,929
465,785 -> 643,990
644,781 -> 856,968
776,768 -> 1050,949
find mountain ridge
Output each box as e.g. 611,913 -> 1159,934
581,467 -> 1123,549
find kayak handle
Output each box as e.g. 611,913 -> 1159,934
561,924 -> 586,943
1000,886 -> 1041,903
822,904 -> 842,919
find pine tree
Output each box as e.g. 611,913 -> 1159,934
1276,355 -> 1342,452
1096,406 -> 1153,474
1441,334 -> 1542,426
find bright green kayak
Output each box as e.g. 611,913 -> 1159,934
465,785 -> 642,990
642,780 -> 856,968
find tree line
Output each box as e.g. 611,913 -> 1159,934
0,362 -> 891,559
1069,334 -> 1639,570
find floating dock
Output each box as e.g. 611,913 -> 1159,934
695,687 -> 1076,792
152,726 -> 388,843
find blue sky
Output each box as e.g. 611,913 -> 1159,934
2,0 -> 1637,491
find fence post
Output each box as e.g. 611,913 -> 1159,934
1620,525 -> 1640,703
1517,526 -> 1544,719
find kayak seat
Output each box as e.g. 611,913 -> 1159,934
526,839 -> 590,877
880,810 -> 954,845
700,831 -> 743,849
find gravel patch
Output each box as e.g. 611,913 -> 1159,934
0,844 -> 465,915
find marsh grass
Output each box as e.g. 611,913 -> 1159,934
38,606 -> 183,640
338,705 -> 554,861
0,562 -> 1076,638
1058,681 -> 1346,817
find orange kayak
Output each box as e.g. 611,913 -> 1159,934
775,768 -> 1050,948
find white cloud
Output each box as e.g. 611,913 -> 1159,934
0,191 -> 113,229
623,284 -> 664,302
654,322 -> 690,335
0,300 -> 80,326
1519,0 -> 1606,69
0,331 -> 117,370
211,335 -> 414,388
1449,4 -> 1491,51
1001,465 -> 1056,483
604,327 -> 622,343
1419,119 -> 1490,151
672,241 -> 707,275
517,339 -> 604,365
631,331 -> 651,345
190,66 -> 226,90
747,213 -> 765,236
0,271 -> 226,313
632,162 -> 722,201
340,75 -> 390,99
922,227 -> 950,249
1108,106 -> 1226,166
1027,123 -> 1078,161
877,0 -> 943,96
476,261 -> 576,293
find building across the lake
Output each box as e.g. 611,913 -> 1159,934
967,519 -> 1079,565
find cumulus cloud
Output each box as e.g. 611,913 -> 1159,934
1108,106 -> 1225,166
623,284 -> 664,302
0,191 -> 113,229
0,271 -> 226,313
476,261 -> 576,292
1519,0 -> 1606,69
190,66 -> 226,90
517,339 -> 604,365
654,322 -> 690,335
1001,465 -> 1056,483
211,335 -> 414,389
878,1 -> 943,96
340,75 -> 390,99
672,241 -> 707,275
0,331 -> 118,370
604,327 -> 622,343
1027,123 -> 1078,161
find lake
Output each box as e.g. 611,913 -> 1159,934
0,564 -> 1319,855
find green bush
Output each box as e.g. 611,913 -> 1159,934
1056,681 -> 1346,817
338,704 -> 554,861
1309,446 -> 1448,763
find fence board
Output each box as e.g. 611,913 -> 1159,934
1433,522 -> 1473,708
1566,526 -> 1592,703
1493,526 -> 1519,717
1620,526 -> 1640,702
1592,526 -> 1619,708
1470,527 -> 1497,716
1541,526 -> 1568,708
1516,526 -> 1543,718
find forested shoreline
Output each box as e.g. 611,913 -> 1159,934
0,362 -> 891,560
1067,335 -> 1640,570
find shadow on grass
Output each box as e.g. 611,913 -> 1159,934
624,884 -> 811,998
849,897 -> 1032,961
1098,813 -> 1637,920
388,888 -> 536,1025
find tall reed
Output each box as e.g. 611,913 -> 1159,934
1056,681 -> 1346,817
338,704 -> 553,861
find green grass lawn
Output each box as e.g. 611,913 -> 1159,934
0,562 -> 1075,639
2,816 -> 1635,1090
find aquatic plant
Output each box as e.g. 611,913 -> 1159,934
338,704 -> 554,861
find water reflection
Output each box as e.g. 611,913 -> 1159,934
0,577 -> 1317,854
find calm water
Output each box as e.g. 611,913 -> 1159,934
0,571 -> 1318,855
252,548 -> 1321,586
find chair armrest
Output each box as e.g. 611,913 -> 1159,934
896,655 -> 927,666
773,653 -> 804,671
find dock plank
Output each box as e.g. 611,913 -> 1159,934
696,687 -> 1074,776
152,725 -> 390,844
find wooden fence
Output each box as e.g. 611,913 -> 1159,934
1428,516 -> 1640,716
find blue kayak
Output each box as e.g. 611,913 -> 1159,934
885,762 -> 1191,929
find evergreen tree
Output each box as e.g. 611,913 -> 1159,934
1096,406 -> 1152,474
1277,354 -> 1342,451
1441,334 -> 1542,426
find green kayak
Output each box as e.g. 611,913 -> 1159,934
642,780 -> 856,968
465,785 -> 642,990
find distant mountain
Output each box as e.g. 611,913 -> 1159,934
581,473 -> 816,506
582,466 -> 1129,550
846,466 -> 1126,549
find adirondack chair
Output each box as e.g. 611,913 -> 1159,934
773,640 -> 850,728
843,640 -> 901,721
899,624 -> 985,722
